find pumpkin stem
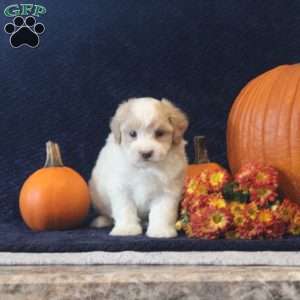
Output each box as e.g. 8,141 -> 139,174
44,141 -> 64,167
193,136 -> 210,164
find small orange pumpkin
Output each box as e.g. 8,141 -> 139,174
186,136 -> 225,177
19,141 -> 91,231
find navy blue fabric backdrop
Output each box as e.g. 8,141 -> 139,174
1,0 -> 300,252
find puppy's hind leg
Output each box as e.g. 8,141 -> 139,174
90,216 -> 113,228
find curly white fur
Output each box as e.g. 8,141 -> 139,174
89,97 -> 188,238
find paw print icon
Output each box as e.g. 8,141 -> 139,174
4,16 -> 45,48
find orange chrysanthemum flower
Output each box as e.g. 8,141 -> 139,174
181,194 -> 208,214
235,162 -> 258,188
186,197 -> 202,213
189,209 -> 218,239
184,223 -> 194,237
264,218 -> 286,239
235,162 -> 278,190
233,214 -> 246,227
258,209 -> 274,224
208,170 -> 231,192
288,224 -> 300,236
244,202 -> 258,220
252,166 -> 278,189
276,198 -> 299,224
177,219 -> 194,237
236,219 -> 264,239
207,193 -> 227,209
185,177 -> 208,197
190,207 -> 232,239
250,187 -> 277,207
257,209 -> 285,239
288,211 -> 300,235
229,201 -> 246,216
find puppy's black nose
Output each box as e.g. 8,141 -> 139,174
140,151 -> 153,160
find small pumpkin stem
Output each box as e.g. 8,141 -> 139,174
193,135 -> 210,164
44,141 -> 64,167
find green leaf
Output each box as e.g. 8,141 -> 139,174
182,213 -> 189,224
222,182 -> 250,203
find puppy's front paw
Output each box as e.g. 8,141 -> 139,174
110,223 -> 142,236
146,225 -> 177,238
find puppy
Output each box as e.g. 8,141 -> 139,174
89,97 -> 188,238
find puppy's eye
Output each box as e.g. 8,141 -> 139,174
155,129 -> 165,138
129,130 -> 137,138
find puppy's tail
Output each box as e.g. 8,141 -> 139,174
90,216 -> 113,228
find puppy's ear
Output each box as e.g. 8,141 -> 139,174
161,98 -> 188,145
110,101 -> 130,144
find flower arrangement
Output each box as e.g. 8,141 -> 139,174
176,162 -> 300,239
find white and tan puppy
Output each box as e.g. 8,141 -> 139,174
89,97 -> 188,238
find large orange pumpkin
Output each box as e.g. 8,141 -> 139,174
227,64 -> 300,201
186,136 -> 225,177
20,141 -> 91,231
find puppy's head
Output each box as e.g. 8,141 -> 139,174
110,97 -> 188,166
